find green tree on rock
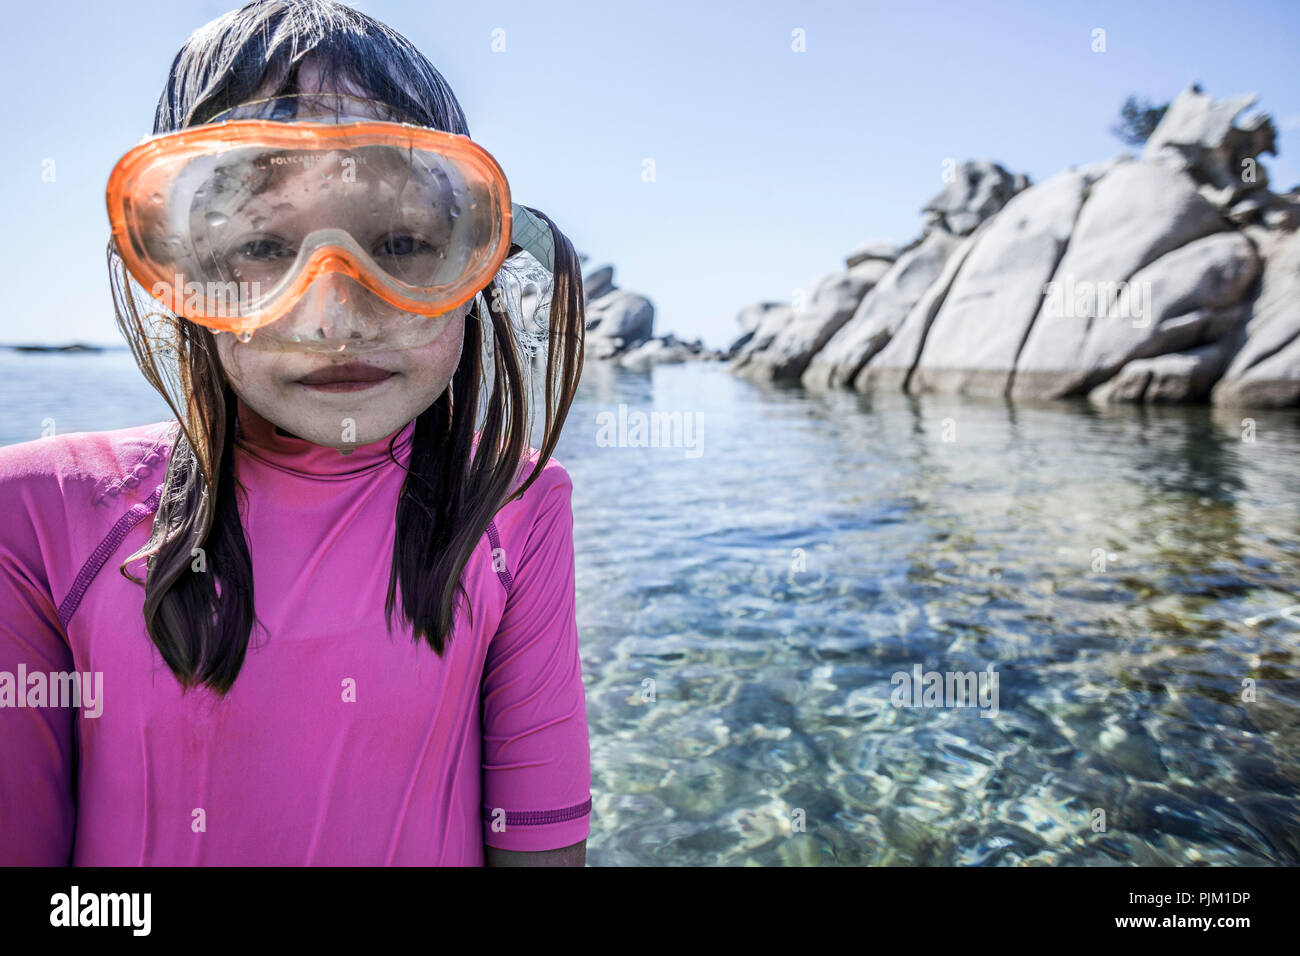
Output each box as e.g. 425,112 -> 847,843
1110,95 -> 1171,147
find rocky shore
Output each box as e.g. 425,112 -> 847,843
581,85 -> 1299,408
729,85 -> 1300,407
573,259 -> 725,370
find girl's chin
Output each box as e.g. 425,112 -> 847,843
278,406 -> 415,445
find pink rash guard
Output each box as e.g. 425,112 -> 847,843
0,397 -> 591,865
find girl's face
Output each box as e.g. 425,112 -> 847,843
214,320 -> 464,448
211,70 -> 466,449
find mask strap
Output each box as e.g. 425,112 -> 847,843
510,203 -> 555,275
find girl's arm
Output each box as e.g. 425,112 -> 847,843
0,456 -> 78,865
480,461 -> 592,865
485,838 -> 586,867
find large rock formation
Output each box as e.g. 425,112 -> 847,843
854,228 -> 983,393
1064,232 -> 1258,396
1211,227 -> 1300,406
1143,85 -> 1277,210
908,167 -> 1092,397
845,239 -> 901,269
735,161 -> 1029,384
1010,161 -> 1235,398
584,280 -> 655,360
724,302 -> 786,358
728,85 -> 1300,407
922,160 -> 1030,236
1090,337 -> 1241,404
730,259 -> 892,382
802,230 -> 963,389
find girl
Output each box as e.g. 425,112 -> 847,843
0,0 -> 589,866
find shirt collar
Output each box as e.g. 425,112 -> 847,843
234,395 -> 415,479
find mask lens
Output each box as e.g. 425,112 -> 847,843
108,105 -> 513,353
176,146 -> 475,301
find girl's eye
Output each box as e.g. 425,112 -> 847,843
233,237 -> 294,261
373,234 -> 431,258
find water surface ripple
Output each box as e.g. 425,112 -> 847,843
561,363 -> 1300,866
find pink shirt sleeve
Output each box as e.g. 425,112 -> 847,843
480,460 -> 592,852
0,445 -> 77,865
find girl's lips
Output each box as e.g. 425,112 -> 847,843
296,362 -> 396,392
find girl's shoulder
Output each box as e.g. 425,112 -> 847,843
0,420 -> 176,508
505,445 -> 573,502
488,446 -> 574,546
0,422 -> 177,597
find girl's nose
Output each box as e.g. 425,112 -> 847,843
288,272 -> 389,351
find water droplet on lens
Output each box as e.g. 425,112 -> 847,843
150,192 -> 164,205
205,211 -> 229,228
237,329 -> 253,343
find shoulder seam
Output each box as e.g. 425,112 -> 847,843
484,518 -> 514,597
58,485 -> 163,631
90,428 -> 173,508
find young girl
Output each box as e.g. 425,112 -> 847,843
0,0 -> 590,866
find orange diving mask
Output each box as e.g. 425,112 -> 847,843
106,94 -> 521,354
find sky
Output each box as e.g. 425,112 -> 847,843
2,0 -> 1297,349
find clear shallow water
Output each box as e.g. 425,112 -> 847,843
4,351 -> 1299,866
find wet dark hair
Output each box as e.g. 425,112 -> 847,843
154,0 -> 470,134
111,0 -> 584,694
